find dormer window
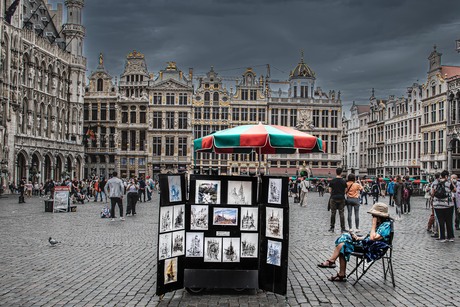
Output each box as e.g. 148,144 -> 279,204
97,78 -> 103,91
205,83 -> 209,89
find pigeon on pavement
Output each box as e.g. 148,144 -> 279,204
49,237 -> 60,246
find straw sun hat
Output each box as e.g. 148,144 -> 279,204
367,202 -> 390,218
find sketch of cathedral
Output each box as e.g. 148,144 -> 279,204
241,210 -> 256,230
161,210 -> 171,232
160,242 -> 170,259
187,235 -> 202,257
230,182 -> 248,204
224,240 -> 237,262
174,207 -> 184,229
267,210 -> 281,237
206,239 -> 220,261
241,239 -> 256,257
191,206 -> 208,229
267,242 -> 281,266
172,233 -> 184,253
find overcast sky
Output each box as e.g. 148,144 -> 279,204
58,0 -> 460,110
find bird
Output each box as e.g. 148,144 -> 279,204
48,237 -> 60,246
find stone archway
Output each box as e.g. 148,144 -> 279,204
30,153 -> 40,183
75,157 -> 82,179
16,152 -> 27,182
44,155 -> 52,181
55,156 -> 62,182
66,156 -> 72,178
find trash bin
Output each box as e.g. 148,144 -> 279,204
44,199 -> 53,212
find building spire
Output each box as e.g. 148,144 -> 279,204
300,49 -> 304,63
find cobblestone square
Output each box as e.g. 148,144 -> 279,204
0,192 -> 459,306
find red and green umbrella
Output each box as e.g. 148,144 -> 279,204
194,123 -> 325,154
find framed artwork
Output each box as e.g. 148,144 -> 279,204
266,207 -> 283,239
227,180 -> 252,205
190,205 -> 209,230
158,232 -> 172,260
168,176 -> 182,202
204,237 -> 222,262
195,180 -> 221,204
173,204 -> 185,230
185,232 -> 204,257
267,240 -> 282,266
164,257 -> 178,284
222,237 -> 240,263
160,206 -> 173,233
213,208 -> 238,226
171,230 -> 185,257
240,233 -> 258,258
267,178 -> 282,204
240,207 -> 258,231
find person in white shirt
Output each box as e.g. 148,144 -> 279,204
299,177 -> 310,207
126,178 -> 139,216
104,171 -> 125,221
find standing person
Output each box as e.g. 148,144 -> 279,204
105,171 -> 125,222
402,176 -> 414,214
146,176 -> 154,201
299,177 -> 310,207
393,176 -> 403,220
318,180 -> 325,197
93,178 -> 100,202
371,180 -> 381,204
328,168 -> 347,233
138,176 -> 146,202
427,174 -> 439,236
431,170 -> 455,242
452,174 -> 460,231
386,178 -> 395,207
99,177 -> 107,203
345,174 -> 363,232
18,177 -> 26,203
126,178 -> 139,216
361,182 -> 370,205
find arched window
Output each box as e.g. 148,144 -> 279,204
97,78 -> 103,91
204,92 -> 210,104
213,92 -> 219,103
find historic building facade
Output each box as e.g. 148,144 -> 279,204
447,74 -> 460,174
1,0 -> 86,189
346,102 -> 369,176
366,91 -> 386,177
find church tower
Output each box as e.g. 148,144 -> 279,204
62,0 -> 85,56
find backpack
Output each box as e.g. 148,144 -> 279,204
434,182 -> 448,200
402,186 -> 410,200
387,182 -> 395,195
372,184 -> 379,194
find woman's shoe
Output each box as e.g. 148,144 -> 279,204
318,260 -> 336,268
328,274 -> 347,282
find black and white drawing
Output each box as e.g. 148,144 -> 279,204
267,240 -> 282,266
267,178 -> 282,204
164,257 -> 178,284
171,230 -> 185,257
160,206 -> 173,233
173,204 -> 185,230
195,180 -> 221,204
240,233 -> 258,258
204,237 -> 222,262
240,207 -> 258,231
227,180 -> 252,205
266,207 -> 283,239
190,205 -> 209,230
185,232 -> 204,257
168,176 -> 182,202
213,208 -> 238,226
222,237 -> 240,262
158,232 -> 172,260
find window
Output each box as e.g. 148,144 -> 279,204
130,131 -> 136,150
290,109 -> 297,127
241,108 -> 248,121
431,104 -> 436,123
139,110 -> 146,124
250,108 -> 257,122
130,111 -> 136,123
153,93 -> 162,105
233,108 -> 240,121
250,90 -> 257,101
213,92 -> 219,103
439,101 -> 444,121
152,137 -> 161,156
195,107 -> 202,120
166,93 -> 175,105
204,92 -> 210,104
99,103 -> 106,121
431,131 -> 436,154
438,130 -> 443,153
178,137 -> 187,156
166,112 -> 174,129
280,109 -> 288,126
322,135 -> 329,153
153,112 -> 162,129
100,127 -> 106,147
84,105 -> 89,120
203,107 -> 210,120
178,112 -> 187,129
138,158 -> 145,166
129,158 -> 135,166
331,110 -> 338,128
293,86 -> 297,98
92,105 -> 98,121
271,109 -> 279,125
166,137 -> 174,156
258,109 -> 266,122
110,127 -> 115,147
179,93 -> 188,105
321,110 -> 329,127
424,106 -> 429,125
221,107 -> 228,120
313,110 -> 320,128
241,89 -> 248,100
121,111 -> 128,123
109,103 -> 116,120
301,86 -> 308,98
121,158 -> 127,166
139,131 -> 145,150
212,107 -> 219,120
432,86 -> 436,96
97,78 -> 103,91
121,131 -> 128,151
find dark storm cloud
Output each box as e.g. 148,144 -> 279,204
78,0 -> 460,110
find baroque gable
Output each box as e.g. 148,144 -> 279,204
150,78 -> 192,91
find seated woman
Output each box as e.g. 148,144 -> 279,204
317,202 -> 392,282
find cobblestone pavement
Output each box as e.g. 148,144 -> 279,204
0,191 -> 459,306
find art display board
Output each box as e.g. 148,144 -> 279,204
53,186 -> 70,212
156,173 -> 187,296
258,176 -> 290,296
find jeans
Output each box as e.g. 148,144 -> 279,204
388,194 -> 394,207
360,192 -> 368,205
96,191 -> 106,202
434,206 -> 455,240
403,196 -> 411,213
138,189 -> 146,202
127,193 -> 138,215
329,198 -> 346,231
110,197 -> 123,218
147,189 -> 152,201
346,199 -> 360,230
372,193 -> 379,204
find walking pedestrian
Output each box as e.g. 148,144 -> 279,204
386,178 -> 395,207
393,176 -> 403,220
299,176 -> 310,207
18,177 -> 26,203
138,176 -> 146,202
328,168 -> 347,233
427,174 -> 439,236
371,180 -> 380,204
403,176 -> 414,214
345,174 -> 363,232
146,176 -> 154,201
431,170 -> 455,242
451,174 -> 460,231
126,178 -> 139,216
105,171 -> 125,222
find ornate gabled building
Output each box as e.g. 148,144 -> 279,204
346,102 -> 369,176
193,66 -> 231,174
1,0 -> 86,189
447,73 -> 460,174
267,54 -> 342,176
148,61 -> 193,176
367,90 -> 387,177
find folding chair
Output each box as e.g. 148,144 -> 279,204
347,220 -> 395,287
